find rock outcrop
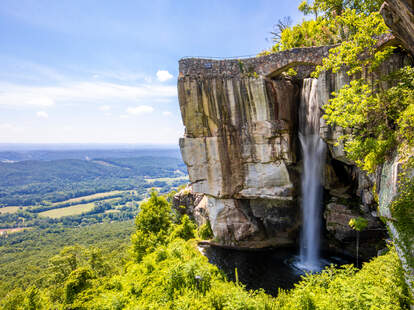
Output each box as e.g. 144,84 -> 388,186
177,35 -> 409,255
378,154 -> 414,294
381,0 -> 414,56
178,73 -> 301,246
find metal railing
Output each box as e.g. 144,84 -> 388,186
179,54 -> 259,60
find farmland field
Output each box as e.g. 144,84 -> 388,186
52,190 -> 128,206
39,202 -> 96,218
145,175 -> 189,184
0,206 -> 26,214
0,227 -> 31,234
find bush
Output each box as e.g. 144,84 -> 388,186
198,221 -> 213,240
170,215 -> 196,241
130,191 -> 172,261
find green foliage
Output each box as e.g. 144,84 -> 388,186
349,217 -> 369,231
0,155 -> 187,206
285,67 -> 298,77
1,289 -> 25,310
0,191 -> 411,309
349,217 -> 369,266
0,221 -> 133,298
264,0 -> 385,54
323,66 -> 414,173
22,286 -> 43,310
298,0 -> 383,18
198,220 -> 213,240
312,10 -> 394,77
391,158 -> 414,270
170,214 -> 196,241
274,248 -> 409,309
131,191 -> 172,261
64,267 -> 94,304
271,17 -> 342,52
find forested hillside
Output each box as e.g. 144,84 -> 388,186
0,156 -> 186,206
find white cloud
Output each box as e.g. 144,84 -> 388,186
0,123 -> 24,132
99,104 -> 111,111
126,105 -> 154,115
156,70 -> 173,82
0,81 -> 177,107
36,111 -> 49,118
162,111 -> 172,116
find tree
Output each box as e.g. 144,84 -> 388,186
349,217 -> 368,266
170,214 -> 196,241
298,0 -> 383,18
64,267 -> 93,304
270,16 -> 293,42
130,191 -> 172,261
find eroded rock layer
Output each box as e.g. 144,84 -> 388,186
177,42 -> 410,253
178,74 -> 300,246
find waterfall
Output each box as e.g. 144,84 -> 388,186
297,78 -> 326,271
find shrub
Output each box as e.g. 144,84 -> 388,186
198,221 -> 213,240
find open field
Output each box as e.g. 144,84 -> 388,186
0,191 -> 130,214
0,227 -> 31,234
145,176 -> 188,184
39,202 -> 96,218
52,190 -> 128,206
105,209 -> 121,214
0,206 -> 26,214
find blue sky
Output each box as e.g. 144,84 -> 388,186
0,0 -> 303,144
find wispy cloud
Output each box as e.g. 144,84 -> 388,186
156,70 -> 173,82
0,81 -> 177,107
126,105 -> 154,115
0,123 -> 24,133
36,111 -> 49,118
99,105 -> 111,111
162,111 -> 172,116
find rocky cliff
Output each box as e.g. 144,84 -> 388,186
381,0 -> 414,56
177,37 -> 411,262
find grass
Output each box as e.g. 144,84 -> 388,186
52,190 -> 128,206
105,209 -> 121,214
0,227 -> 32,234
39,202 -> 96,218
145,176 -> 189,184
1,190 -> 131,213
0,206 -> 26,214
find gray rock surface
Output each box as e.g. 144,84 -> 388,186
378,154 -> 414,294
381,0 -> 414,56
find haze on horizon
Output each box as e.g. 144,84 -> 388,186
0,0 -> 303,144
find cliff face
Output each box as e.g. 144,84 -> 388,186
381,0 -> 414,56
179,77 -> 297,199
178,74 -> 301,246
177,48 -> 331,247
177,40 -> 410,257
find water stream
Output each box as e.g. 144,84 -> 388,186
296,78 -> 327,272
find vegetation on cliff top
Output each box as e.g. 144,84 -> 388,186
266,0 -> 413,174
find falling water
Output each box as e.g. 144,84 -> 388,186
297,78 -> 326,272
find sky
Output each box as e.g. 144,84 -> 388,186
0,0 -> 304,145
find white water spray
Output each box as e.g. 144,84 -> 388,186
297,78 -> 326,272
